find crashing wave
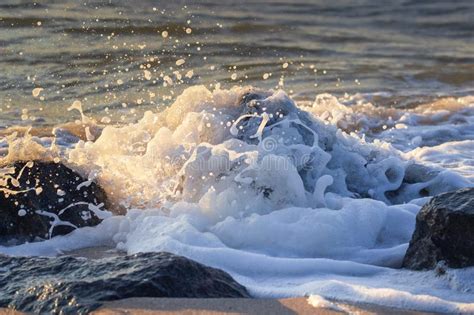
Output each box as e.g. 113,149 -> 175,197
2,86 -> 474,312
67,85 -> 469,212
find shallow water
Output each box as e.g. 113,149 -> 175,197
1,1 -> 474,313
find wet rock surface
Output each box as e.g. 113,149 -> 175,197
403,188 -> 474,270
0,160 -> 109,245
0,252 -> 250,314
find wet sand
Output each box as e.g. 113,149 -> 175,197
93,297 -> 428,315
0,297 -> 428,314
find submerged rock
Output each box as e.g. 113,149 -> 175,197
0,160 -> 109,245
0,252 -> 250,314
403,188 -> 474,270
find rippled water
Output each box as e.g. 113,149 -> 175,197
2,2 -> 474,313
1,0 -> 473,128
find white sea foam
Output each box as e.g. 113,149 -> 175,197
304,94 -> 474,152
66,86 -> 470,209
405,140 -> 474,181
1,86 -> 474,312
307,295 -> 344,312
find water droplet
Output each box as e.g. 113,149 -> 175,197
144,70 -> 152,80
32,88 -> 43,97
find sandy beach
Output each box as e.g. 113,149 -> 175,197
93,298 -> 429,315
1,297 -> 429,314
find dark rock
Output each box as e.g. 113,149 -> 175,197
0,160 -> 109,245
0,252 -> 250,314
403,188 -> 474,270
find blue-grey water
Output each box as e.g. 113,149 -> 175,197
1,0 -> 473,128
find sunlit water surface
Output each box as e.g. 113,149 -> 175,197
1,0 -> 473,127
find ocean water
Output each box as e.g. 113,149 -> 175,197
1,0 -> 474,127
1,0 -> 474,313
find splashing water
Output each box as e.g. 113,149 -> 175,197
1,0 -> 474,311
65,86 -> 471,211
2,86 -> 473,312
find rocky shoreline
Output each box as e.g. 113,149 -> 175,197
0,245 -> 431,315
403,188 -> 474,270
0,252 -> 249,314
1,161 -> 473,314
0,161 -> 109,245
